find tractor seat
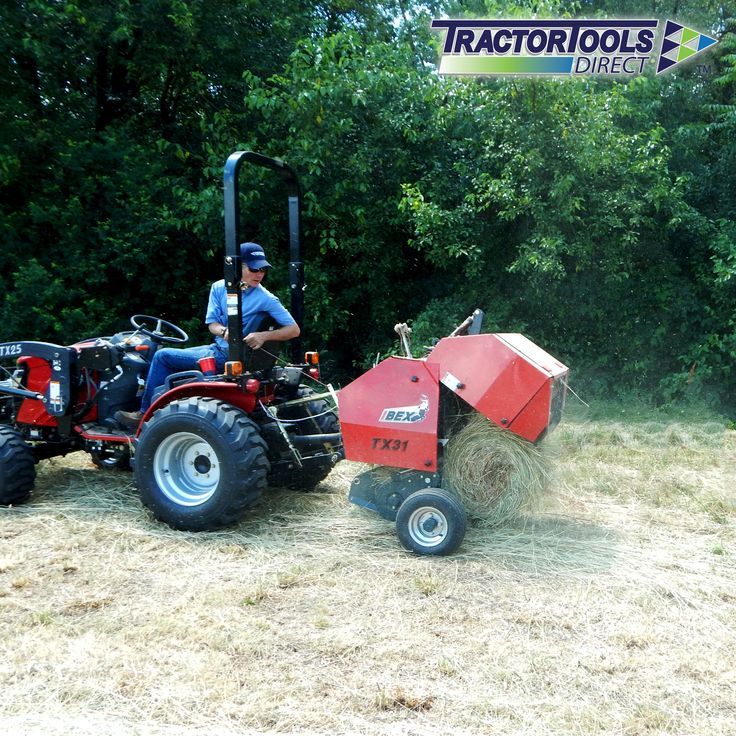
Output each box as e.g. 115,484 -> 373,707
242,315 -> 286,373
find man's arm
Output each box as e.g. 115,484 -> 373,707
205,281 -> 229,342
208,321 -> 229,341
242,290 -> 300,350
208,321 -> 300,348
244,323 -> 300,350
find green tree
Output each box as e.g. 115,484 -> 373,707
0,0 -> 733,409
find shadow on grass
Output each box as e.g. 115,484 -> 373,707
461,512 -> 618,576
9,456 -> 142,520
13,456 -> 360,549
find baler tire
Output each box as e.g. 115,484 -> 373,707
0,426 -> 36,505
268,387 -> 340,492
135,397 -> 269,531
395,488 -> 467,556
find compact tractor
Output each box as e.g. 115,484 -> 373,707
0,152 -> 567,555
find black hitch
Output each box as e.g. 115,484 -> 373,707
349,467 -> 442,521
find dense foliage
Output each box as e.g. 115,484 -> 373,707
1,0 -> 734,408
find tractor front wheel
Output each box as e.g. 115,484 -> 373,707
395,488 -> 467,556
0,426 -> 36,505
135,398 -> 269,531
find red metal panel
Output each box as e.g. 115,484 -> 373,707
140,382 -> 257,435
507,381 -> 551,442
339,357 -> 439,471
474,355 -> 548,430
428,334 -> 546,427
496,333 -> 568,377
16,356 -> 56,427
427,333 -> 568,441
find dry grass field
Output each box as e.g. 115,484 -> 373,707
1,411 -> 734,735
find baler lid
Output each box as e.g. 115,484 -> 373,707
496,333 -> 568,377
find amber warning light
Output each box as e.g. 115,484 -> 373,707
225,361 -> 243,377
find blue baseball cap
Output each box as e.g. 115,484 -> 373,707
240,242 -> 272,270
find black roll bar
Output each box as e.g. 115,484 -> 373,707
223,151 -> 304,365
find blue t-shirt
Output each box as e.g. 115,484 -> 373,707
205,279 -> 296,352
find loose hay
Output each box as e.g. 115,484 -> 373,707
1,418 -> 734,736
444,412 -> 550,524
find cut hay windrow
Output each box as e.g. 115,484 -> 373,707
443,412 -> 550,525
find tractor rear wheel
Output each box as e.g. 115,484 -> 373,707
135,397 -> 269,531
268,387 -> 340,491
395,488 -> 467,556
0,426 -> 36,505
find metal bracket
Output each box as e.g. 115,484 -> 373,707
260,401 -> 303,468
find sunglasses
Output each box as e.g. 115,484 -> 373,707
247,267 -> 267,274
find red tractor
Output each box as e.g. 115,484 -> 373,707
0,152 -> 341,530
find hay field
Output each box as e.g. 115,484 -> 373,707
0,413 -> 734,736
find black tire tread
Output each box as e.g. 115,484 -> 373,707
0,426 -> 36,505
268,388 -> 340,491
135,397 -> 269,531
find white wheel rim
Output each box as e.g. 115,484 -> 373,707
407,506 -> 448,548
153,432 -> 221,506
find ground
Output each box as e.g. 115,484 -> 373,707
0,411 -> 734,735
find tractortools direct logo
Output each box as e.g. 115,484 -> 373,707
430,19 -> 718,76
656,20 -> 718,72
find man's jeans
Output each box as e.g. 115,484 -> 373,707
140,344 -> 226,412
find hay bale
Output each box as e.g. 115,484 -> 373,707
444,412 -> 550,525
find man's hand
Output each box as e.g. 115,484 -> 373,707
244,323 -> 300,350
244,331 -> 267,350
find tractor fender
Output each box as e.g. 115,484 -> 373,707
137,381 -> 257,436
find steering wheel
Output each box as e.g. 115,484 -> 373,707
130,314 -> 189,344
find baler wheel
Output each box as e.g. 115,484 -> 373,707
395,488 -> 466,556
135,397 -> 269,531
